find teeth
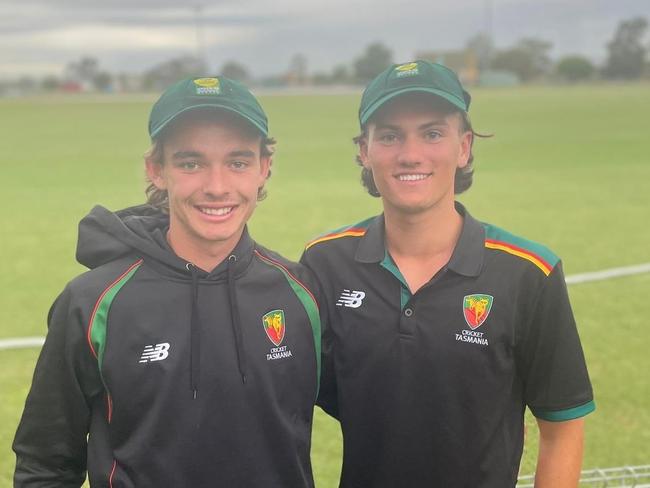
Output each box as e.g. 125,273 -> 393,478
398,174 -> 429,181
199,206 -> 233,216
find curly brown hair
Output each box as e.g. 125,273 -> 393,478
144,110 -> 276,213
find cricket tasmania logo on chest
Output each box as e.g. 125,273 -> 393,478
262,309 -> 293,361
455,294 -> 493,346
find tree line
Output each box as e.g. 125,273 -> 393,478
4,16 -> 648,95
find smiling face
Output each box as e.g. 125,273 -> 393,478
146,111 -> 271,265
359,93 -> 472,218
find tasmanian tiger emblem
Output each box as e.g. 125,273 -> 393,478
262,310 -> 286,346
463,295 -> 494,330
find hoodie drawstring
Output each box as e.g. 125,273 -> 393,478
188,263 -> 201,399
227,255 -> 247,384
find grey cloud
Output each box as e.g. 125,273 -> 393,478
1,0 -> 648,78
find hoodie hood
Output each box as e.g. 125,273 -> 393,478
77,204 -> 178,270
76,204 -> 254,280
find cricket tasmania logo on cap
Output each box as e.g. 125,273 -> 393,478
262,309 -> 286,346
463,294 -> 493,330
395,62 -> 419,78
193,77 -> 221,95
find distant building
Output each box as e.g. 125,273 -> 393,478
60,81 -> 84,93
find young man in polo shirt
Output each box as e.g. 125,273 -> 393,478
301,60 -> 594,487
14,77 -> 321,487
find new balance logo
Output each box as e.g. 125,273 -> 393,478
336,289 -> 366,308
139,343 -> 170,363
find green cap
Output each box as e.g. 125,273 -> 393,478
359,60 -> 471,126
148,76 -> 268,139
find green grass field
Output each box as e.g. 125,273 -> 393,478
1,84 -> 649,486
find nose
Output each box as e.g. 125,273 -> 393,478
201,165 -> 229,198
396,135 -> 422,167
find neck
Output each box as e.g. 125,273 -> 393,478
384,201 -> 463,259
166,228 -> 242,273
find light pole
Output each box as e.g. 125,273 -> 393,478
194,4 -> 207,69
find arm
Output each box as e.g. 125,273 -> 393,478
534,418 -> 585,488
517,262 -> 594,487
316,304 -> 339,419
13,287 -> 102,487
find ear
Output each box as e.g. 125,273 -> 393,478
259,154 -> 272,181
457,131 -> 473,169
358,134 -> 370,168
145,155 -> 167,190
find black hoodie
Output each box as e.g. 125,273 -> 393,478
13,205 -> 322,488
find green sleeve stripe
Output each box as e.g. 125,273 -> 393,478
532,400 -> 596,421
483,223 -> 559,268
88,260 -> 143,373
254,251 -> 322,398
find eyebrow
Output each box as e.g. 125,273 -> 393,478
172,150 -> 202,159
228,150 -> 256,158
375,120 -> 450,131
171,149 -> 257,159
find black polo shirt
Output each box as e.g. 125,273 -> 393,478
301,203 -> 594,488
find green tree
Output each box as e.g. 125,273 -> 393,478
65,57 -> 99,83
93,72 -> 113,91
220,60 -> 250,82
331,64 -> 351,83
354,42 -> 393,83
41,75 -> 60,92
491,38 -> 552,82
556,55 -> 595,82
143,56 -> 207,91
603,16 -> 648,79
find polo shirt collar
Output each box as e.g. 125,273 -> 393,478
448,202 -> 485,277
354,202 -> 485,277
354,214 -> 386,263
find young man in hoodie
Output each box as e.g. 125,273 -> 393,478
301,61 -> 594,487
14,76 -> 322,487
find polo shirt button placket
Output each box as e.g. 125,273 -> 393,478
400,306 -> 416,336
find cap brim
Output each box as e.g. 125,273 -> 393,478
360,87 -> 467,126
150,103 -> 267,139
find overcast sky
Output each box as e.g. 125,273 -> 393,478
1,0 -> 648,79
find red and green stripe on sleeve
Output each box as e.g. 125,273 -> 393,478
483,224 -> 559,276
87,259 -> 143,421
304,217 -> 375,250
254,250 -> 322,397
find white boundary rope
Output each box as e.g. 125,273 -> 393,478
1,262 -> 649,351
517,464 -> 650,487
0,336 -> 45,351
565,263 -> 650,285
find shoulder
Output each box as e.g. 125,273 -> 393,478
45,257 -> 146,340
304,217 -> 376,251
481,222 -> 560,277
253,245 -> 319,299
66,256 -> 145,303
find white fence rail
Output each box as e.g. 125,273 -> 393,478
518,465 -> 650,487
2,262 -> 649,352
0,336 -> 44,350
